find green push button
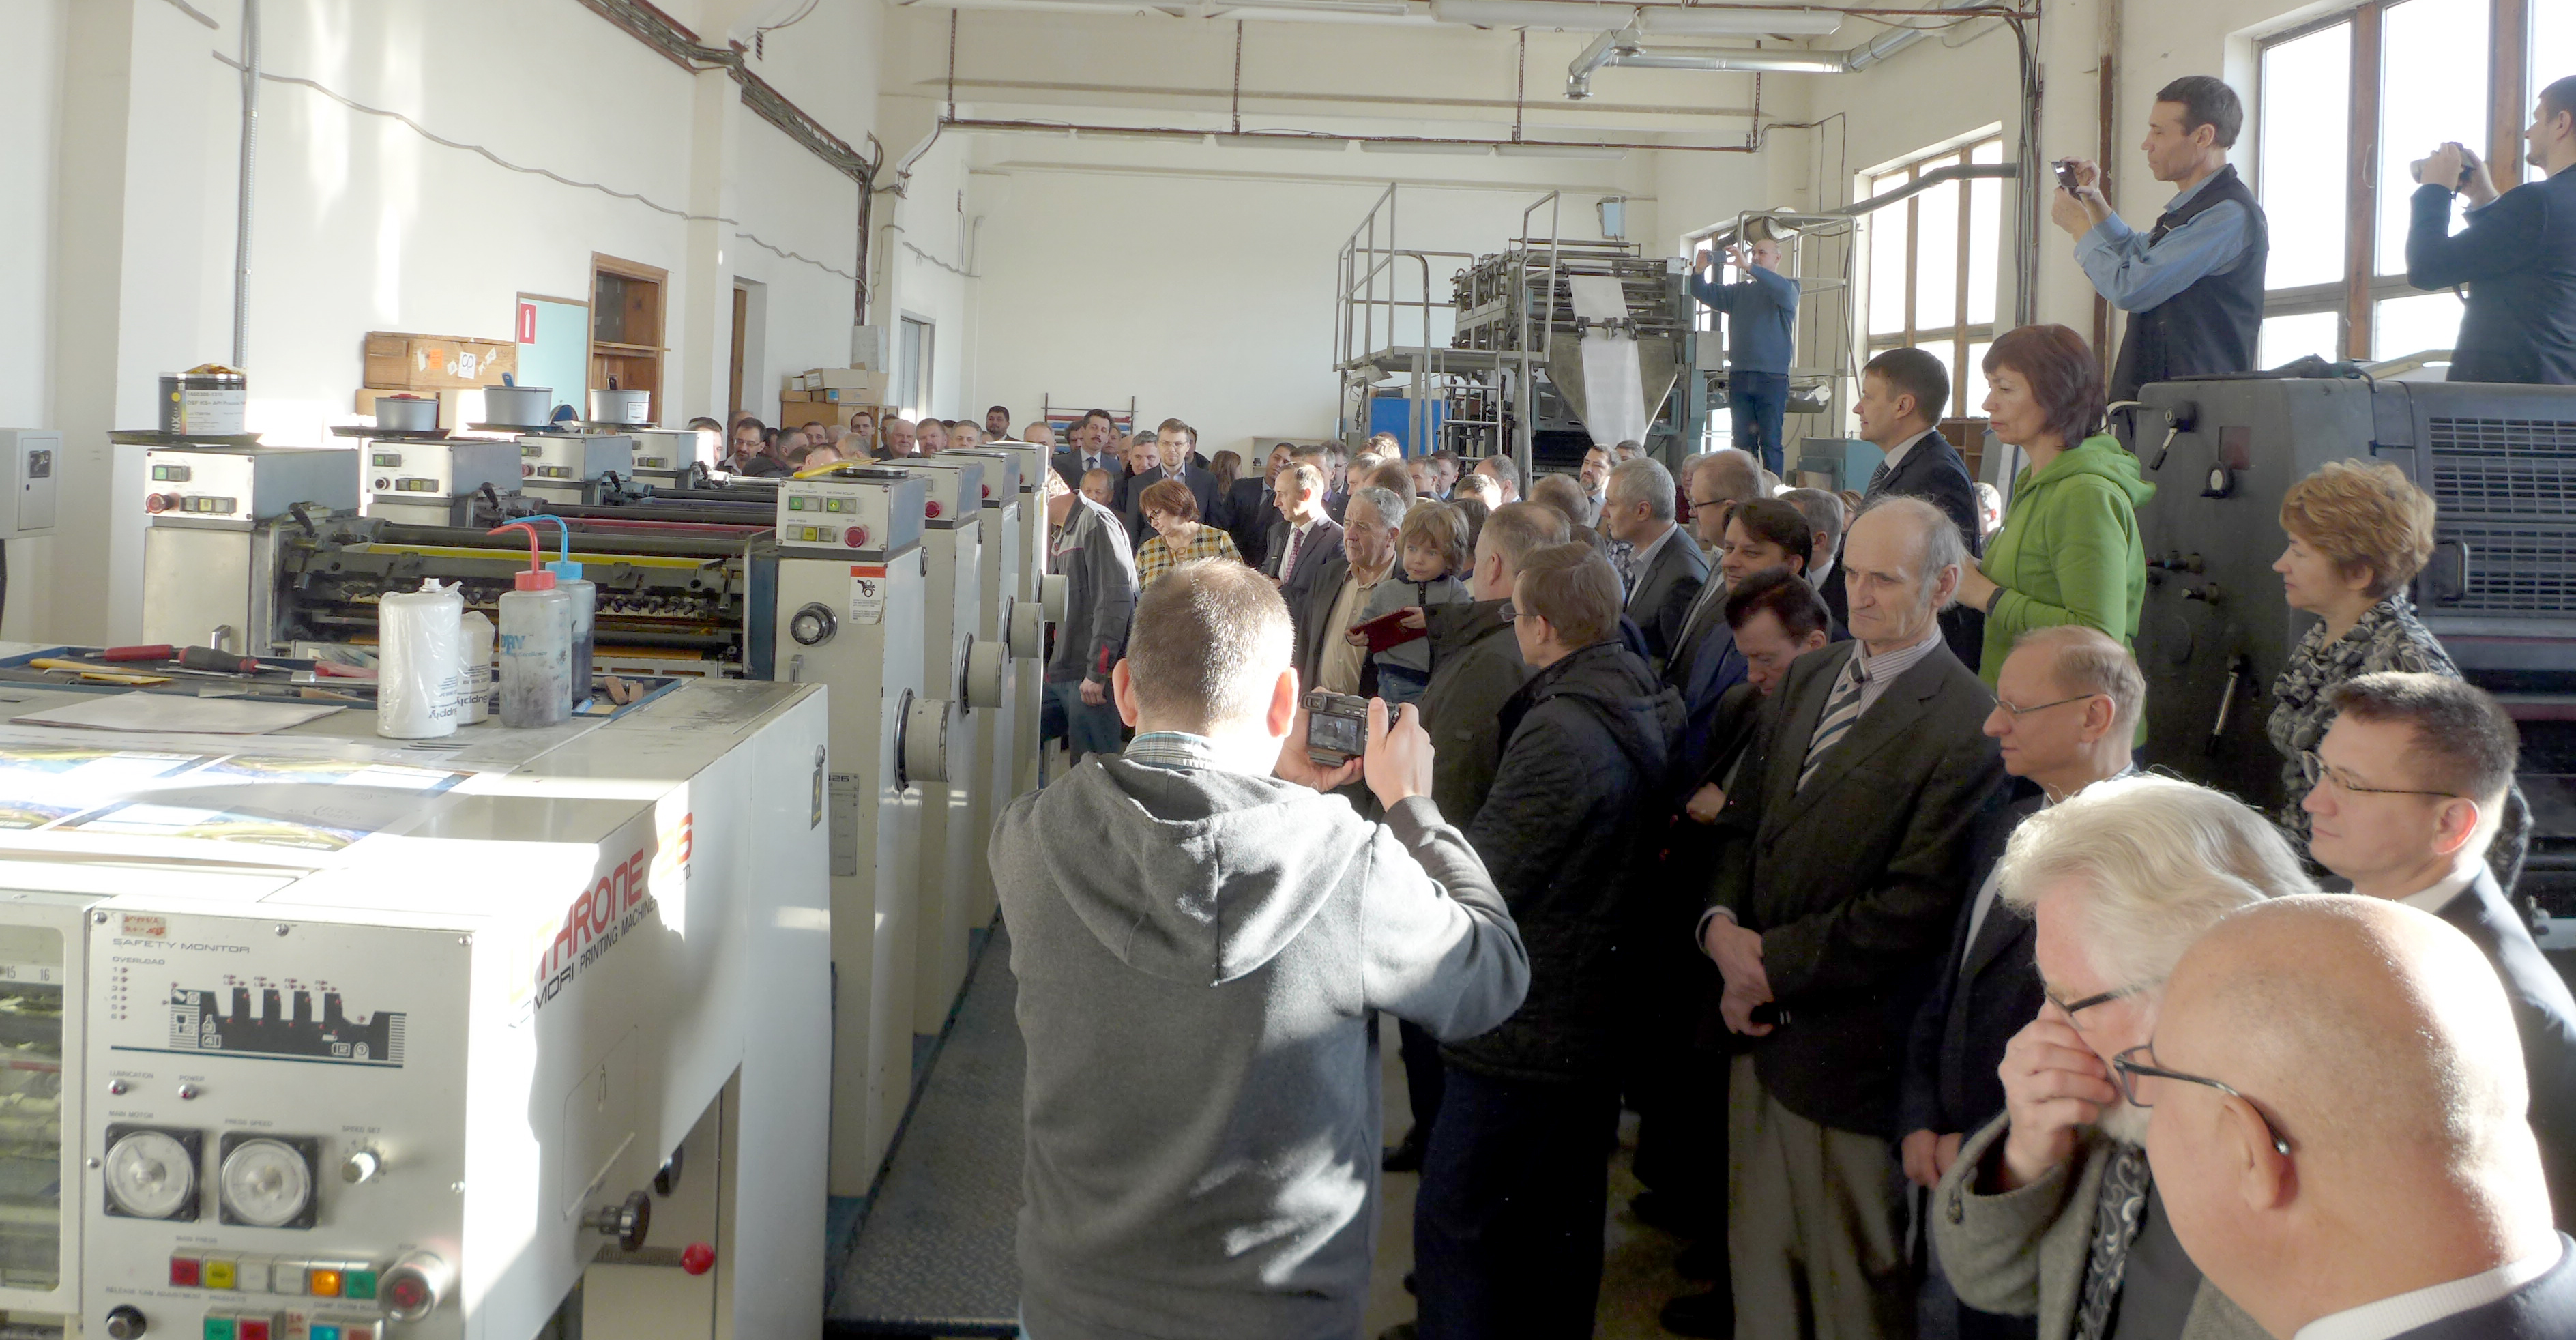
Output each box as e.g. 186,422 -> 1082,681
788,496 -> 806,510
344,1268 -> 378,1300
204,1320 -> 237,1340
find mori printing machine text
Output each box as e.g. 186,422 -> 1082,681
14,417 -> 1066,1338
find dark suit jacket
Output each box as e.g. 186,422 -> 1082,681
1898,781 -> 2047,1141
1220,478 -> 1273,569
1270,516 -> 1343,590
1287,549 -> 1353,691
1709,638 -> 2006,1137
1625,529 -> 1708,674
1052,448 -> 1127,494
2388,1233 -> 2576,1338
2436,869 -> 2576,1233
1666,577 -> 1748,734
1823,430 -> 1987,669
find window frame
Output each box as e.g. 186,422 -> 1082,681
1859,134 -> 2007,418
2256,0 -> 2545,361
897,314 -> 935,419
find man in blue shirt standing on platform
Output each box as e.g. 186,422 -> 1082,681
1688,235 -> 1800,476
2056,75 -> 2269,403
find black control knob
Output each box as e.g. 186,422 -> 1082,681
587,1189 -> 652,1251
104,1305 -> 147,1339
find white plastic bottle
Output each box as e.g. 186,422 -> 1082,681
377,579 -> 463,739
458,610 -> 495,725
491,522 -> 572,727
532,517 -> 597,714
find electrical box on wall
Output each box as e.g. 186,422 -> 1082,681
0,430 -> 60,538
851,324 -> 890,372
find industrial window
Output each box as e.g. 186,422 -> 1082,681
897,316 -> 934,419
2256,0 -> 2564,365
1860,136 -> 2006,422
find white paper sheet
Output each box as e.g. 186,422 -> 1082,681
1566,275 -> 1649,449
11,693 -> 345,735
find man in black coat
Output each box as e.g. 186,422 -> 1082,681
1118,420 -> 1223,547
1223,443 -> 1295,571
2302,671 -> 2576,1232
1699,496 -> 2004,1340
1268,463 -> 1345,682
1381,501 -> 1566,1174
1409,541 -> 1683,1340
2148,896 -> 2576,1340
1824,348 -> 1984,669
1897,625 -> 2143,1340
2405,78 -> 2576,385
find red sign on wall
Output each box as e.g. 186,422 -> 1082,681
516,302 -> 538,344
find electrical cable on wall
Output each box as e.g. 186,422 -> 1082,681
207,50 -> 861,282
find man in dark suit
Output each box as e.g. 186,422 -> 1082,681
1699,495 -> 2004,1340
2405,78 -> 2576,386
1663,450 -> 1768,727
2148,895 -> 2576,1340
1119,419 -> 1222,547
1223,443 -> 1294,571
1823,348 -> 1984,669
1897,625 -> 2143,1340
1268,463 -> 1345,677
1052,407 -> 1122,493
2302,671 -> 2576,1231
1602,456 -> 1706,675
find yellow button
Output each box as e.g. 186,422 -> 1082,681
204,1257 -> 237,1290
308,1267 -> 343,1298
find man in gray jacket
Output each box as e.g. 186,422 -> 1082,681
1042,465 -> 1139,761
992,560 -> 1530,1340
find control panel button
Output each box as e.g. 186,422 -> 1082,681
203,1255 -> 237,1290
381,1250 -> 451,1322
843,526 -> 869,548
342,1264 -> 379,1300
201,1321 -> 233,1340
925,500 -> 943,519
307,1266 -> 344,1298
169,1253 -> 202,1287
103,1304 -> 146,1339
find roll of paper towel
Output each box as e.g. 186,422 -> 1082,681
379,579 -> 465,739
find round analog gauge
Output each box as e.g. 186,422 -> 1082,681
220,1138 -> 313,1227
104,1129 -> 195,1219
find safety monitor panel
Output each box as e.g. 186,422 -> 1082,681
774,469 -> 926,557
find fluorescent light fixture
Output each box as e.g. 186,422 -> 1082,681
1215,133 -> 1354,150
1075,126 -> 1213,142
1616,46 -> 1849,72
1432,0 -> 1635,29
1360,139 -> 1496,156
1496,142 -> 1628,159
1633,5 -> 1843,36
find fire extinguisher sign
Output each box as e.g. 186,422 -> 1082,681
517,302 -> 538,343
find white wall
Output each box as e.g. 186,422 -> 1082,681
24,0 -> 884,643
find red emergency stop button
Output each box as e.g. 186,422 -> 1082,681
843,526 -> 869,548
145,493 -> 181,514
981,484 -> 992,497
925,501 -> 943,519
681,1242 -> 715,1276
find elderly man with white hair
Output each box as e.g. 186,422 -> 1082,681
1932,774 -> 2315,1340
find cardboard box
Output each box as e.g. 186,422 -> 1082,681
363,332 -> 516,390
809,368 -> 887,392
780,390 -> 815,405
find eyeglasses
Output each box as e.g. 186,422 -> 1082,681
1498,602 -> 1529,623
2111,1044 -> 2294,1156
2299,751 -> 2458,800
1994,690 -> 2101,721
2046,979 -> 2149,1017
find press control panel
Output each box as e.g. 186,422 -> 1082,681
513,433 -> 633,496
775,469 -> 925,556
85,911 -> 471,1340
358,441 -> 519,519
143,448 -> 359,525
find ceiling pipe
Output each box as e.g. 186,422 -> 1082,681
1567,0 -> 2012,97
939,114 -> 1753,154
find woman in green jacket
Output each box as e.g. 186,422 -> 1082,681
1952,325 -> 2156,704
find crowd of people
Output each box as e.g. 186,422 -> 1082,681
789,65 -> 2576,1340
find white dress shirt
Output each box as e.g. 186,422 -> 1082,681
1873,427 -> 1939,485
2292,1238 -> 2561,1340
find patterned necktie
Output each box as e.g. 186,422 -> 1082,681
2073,1145 -> 2152,1340
1282,525 -> 1305,581
1867,461 -> 1892,493
1797,654 -> 1870,790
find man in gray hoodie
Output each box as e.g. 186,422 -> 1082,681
992,559 -> 1532,1340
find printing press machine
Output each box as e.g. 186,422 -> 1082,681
0,662 -> 831,1339
131,437 -> 1057,1205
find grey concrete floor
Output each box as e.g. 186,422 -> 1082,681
1362,1016 -> 1704,1340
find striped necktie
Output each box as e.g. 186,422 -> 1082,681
1867,461 -> 1892,493
1797,653 -> 1871,790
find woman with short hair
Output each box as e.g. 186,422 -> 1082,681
1952,325 -> 2156,712
2264,459 -> 2458,849
1132,477 -> 1242,588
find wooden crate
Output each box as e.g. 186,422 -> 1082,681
362,332 -> 516,390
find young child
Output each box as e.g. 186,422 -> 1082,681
1351,501 -> 1471,707
1080,468 -> 1117,509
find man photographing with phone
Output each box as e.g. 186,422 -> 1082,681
2053,75 -> 2269,402
2406,74 -> 2576,385
993,559 -> 1529,1340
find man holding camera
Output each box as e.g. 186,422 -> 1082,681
2055,75 -> 2269,402
1689,237 -> 1801,475
993,561 -> 1530,1340
2407,74 -> 2576,385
